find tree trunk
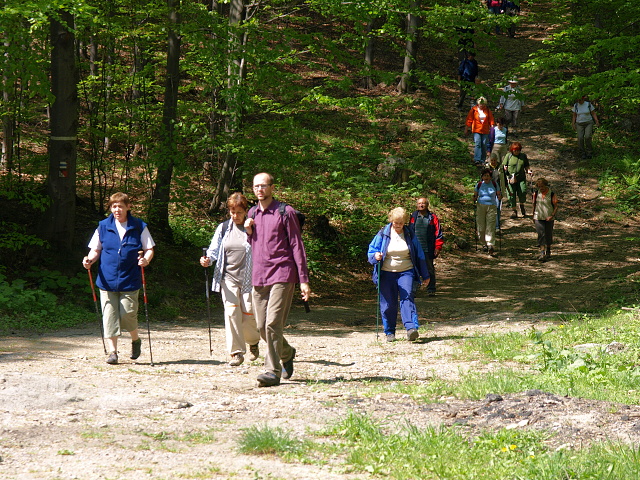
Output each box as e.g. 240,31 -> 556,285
149,0 -> 181,235
397,2 -> 420,94
41,10 -> 78,252
209,0 -> 246,213
362,18 -> 377,89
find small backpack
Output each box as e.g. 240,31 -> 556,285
249,202 -> 305,234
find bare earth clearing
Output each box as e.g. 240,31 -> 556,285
3,8 -> 640,480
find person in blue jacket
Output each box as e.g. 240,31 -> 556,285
368,207 -> 430,343
83,192 -> 155,365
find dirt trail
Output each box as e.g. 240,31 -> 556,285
2,7 -> 640,480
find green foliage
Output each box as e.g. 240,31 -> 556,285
0,274 -> 90,333
24,268 -> 88,294
320,411 -> 640,479
237,425 -> 307,459
169,215 -> 216,248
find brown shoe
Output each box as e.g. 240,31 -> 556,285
248,343 -> 259,361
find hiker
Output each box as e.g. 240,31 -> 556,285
488,153 -> 507,228
457,51 -> 479,110
503,141 -> 532,219
503,0 -> 520,38
465,97 -> 495,166
532,178 -> 559,262
474,168 -> 502,256
487,0 -> 504,35
499,79 -> 524,135
201,192 -> 260,367
572,95 -> 600,159
244,172 -> 310,387
368,207 -> 430,343
409,197 -> 444,297
82,192 -> 155,365
487,116 -> 509,164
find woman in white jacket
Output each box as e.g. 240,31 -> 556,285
200,193 -> 260,366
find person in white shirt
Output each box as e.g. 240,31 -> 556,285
571,95 -> 600,159
499,79 -> 524,135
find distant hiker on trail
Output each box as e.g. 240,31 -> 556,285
368,207 -> 430,343
503,0 -> 521,38
201,192 -> 260,367
457,51 -> 479,110
488,116 -> 509,164
572,95 -> 600,159
244,172 -> 310,387
82,192 -> 155,365
474,168 -> 502,256
488,153 -> 507,227
487,0 -> 504,35
465,97 -> 495,166
503,141 -> 532,219
499,79 -> 524,135
532,178 -> 558,262
409,197 -> 444,297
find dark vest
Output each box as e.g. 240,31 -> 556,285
96,215 -> 146,292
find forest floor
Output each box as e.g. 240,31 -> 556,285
2,6 -> 640,480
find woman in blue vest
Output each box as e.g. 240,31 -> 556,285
83,193 -> 155,365
368,207 -> 430,343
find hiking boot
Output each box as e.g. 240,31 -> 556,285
488,246 -> 495,256
386,334 -> 396,343
106,352 -> 118,365
537,251 -> 546,262
510,212 -> 518,219
229,353 -> 244,366
130,339 -> 142,360
407,329 -> 419,341
248,343 -> 260,361
428,290 -> 436,297
257,372 -> 280,387
282,348 -> 296,380
520,205 -> 526,217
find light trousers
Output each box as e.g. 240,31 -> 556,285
476,204 -> 498,247
252,283 -> 296,378
221,278 -> 260,356
100,289 -> 139,338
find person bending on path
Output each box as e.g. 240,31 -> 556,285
368,207 -> 430,343
499,79 -> 524,135
474,169 -> 502,256
201,192 -> 260,367
572,95 -> 600,159
532,178 -> 559,262
465,97 -> 495,166
457,51 -> 479,110
82,192 -> 155,365
245,173 -> 310,388
409,197 -> 443,297
503,141 -> 532,219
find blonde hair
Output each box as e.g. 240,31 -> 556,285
477,96 -> 487,105
388,207 -> 408,224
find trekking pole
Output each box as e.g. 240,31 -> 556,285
474,202 -> 478,251
138,251 -> 154,366
87,268 -> 107,355
202,247 -> 213,356
376,260 -> 381,341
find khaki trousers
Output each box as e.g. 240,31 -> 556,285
252,283 -> 295,378
221,278 -> 260,355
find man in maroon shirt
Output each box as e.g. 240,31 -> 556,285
245,172 -> 311,387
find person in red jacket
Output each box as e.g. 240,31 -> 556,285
464,97 -> 495,166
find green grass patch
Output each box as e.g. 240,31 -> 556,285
320,412 -> 640,479
237,425 -> 310,461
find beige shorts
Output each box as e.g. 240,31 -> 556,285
100,289 -> 139,338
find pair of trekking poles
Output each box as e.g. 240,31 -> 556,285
87,251 -> 154,366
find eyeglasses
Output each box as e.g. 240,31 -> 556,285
253,184 -> 272,190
